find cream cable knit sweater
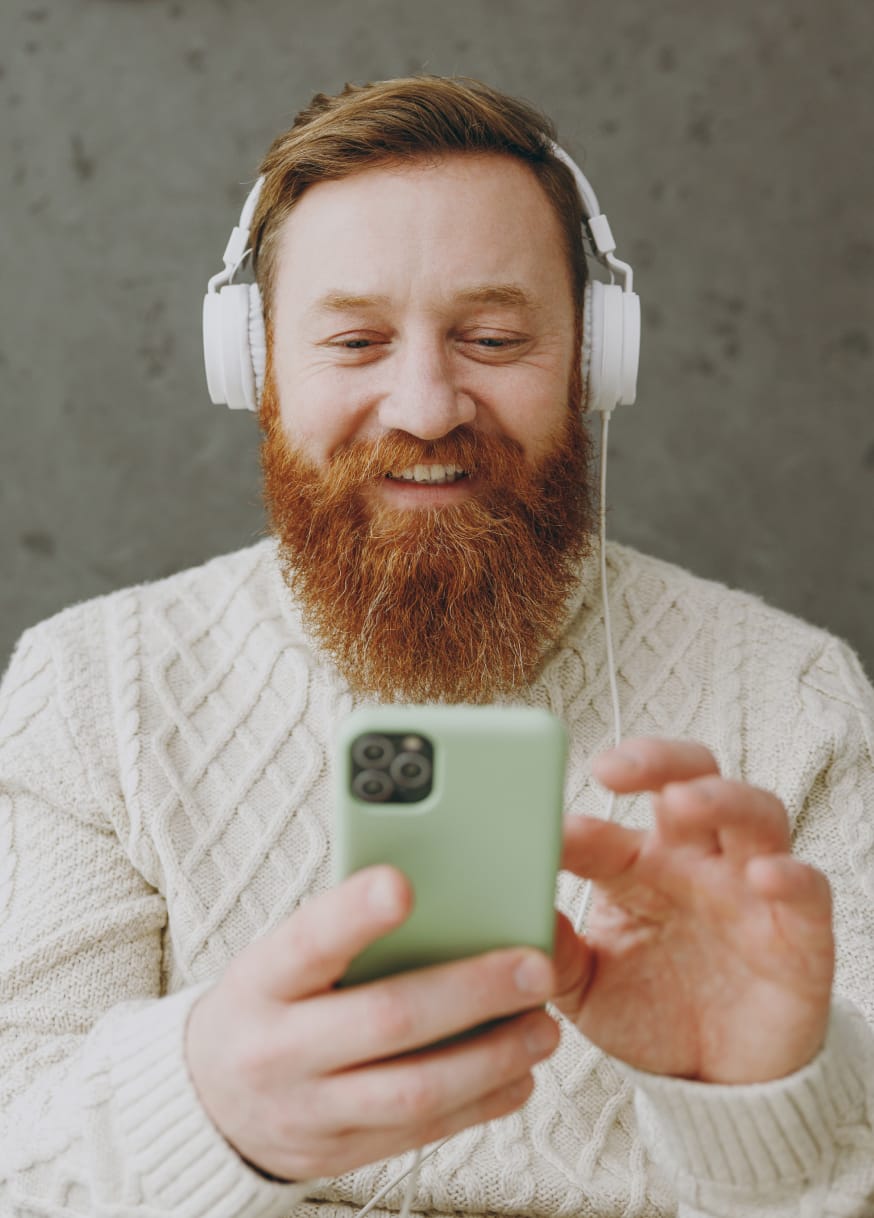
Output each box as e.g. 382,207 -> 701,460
1,539 -> 873,1218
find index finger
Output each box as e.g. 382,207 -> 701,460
235,866 -> 414,1001
560,814 -> 644,880
592,737 -> 720,794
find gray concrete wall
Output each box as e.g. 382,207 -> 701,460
2,0 -> 872,675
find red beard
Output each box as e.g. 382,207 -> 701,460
260,375 -> 595,703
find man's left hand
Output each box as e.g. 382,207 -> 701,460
553,738 -> 834,1084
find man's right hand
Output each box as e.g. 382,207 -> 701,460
184,866 -> 560,1182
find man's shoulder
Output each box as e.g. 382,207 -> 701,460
605,541 -> 835,651
10,539 -> 283,664
598,542 -> 874,721
560,543 -> 872,795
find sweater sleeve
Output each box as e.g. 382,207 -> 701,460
0,620 -> 313,1218
620,636 -> 874,1217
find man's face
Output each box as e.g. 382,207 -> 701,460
270,153 -> 577,491
261,153 -> 594,703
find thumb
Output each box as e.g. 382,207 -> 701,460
240,866 -> 413,1001
550,912 -> 595,1019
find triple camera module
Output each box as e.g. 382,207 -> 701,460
350,732 -> 434,804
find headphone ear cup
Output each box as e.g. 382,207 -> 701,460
248,284 -> 266,405
583,281 -> 641,412
203,291 -> 227,406
581,280 -> 595,411
202,284 -> 258,411
619,290 -> 641,407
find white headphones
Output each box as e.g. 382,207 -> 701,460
203,143 -> 640,415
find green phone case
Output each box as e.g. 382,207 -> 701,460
333,704 -> 567,986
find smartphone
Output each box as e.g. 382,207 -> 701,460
333,704 -> 567,987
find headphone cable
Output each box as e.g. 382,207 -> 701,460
574,407 -> 621,934
357,409 -> 622,1215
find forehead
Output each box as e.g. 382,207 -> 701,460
273,153 -> 572,310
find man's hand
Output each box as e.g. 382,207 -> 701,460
553,737 -> 834,1084
185,867 -> 559,1182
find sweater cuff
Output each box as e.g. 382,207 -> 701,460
619,1000 -> 866,1191
108,984 -> 318,1218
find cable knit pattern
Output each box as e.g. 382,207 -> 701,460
1,538 -> 873,1217
116,591 -> 143,799
0,793 -> 13,928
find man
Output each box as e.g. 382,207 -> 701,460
0,75 -> 872,1217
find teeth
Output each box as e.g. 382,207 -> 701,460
388,463 -> 466,484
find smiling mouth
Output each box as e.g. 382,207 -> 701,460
384,463 -> 469,485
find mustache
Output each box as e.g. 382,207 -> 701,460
325,427 -> 525,486
261,421 -> 543,525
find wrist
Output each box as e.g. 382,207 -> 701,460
618,1001 -> 866,1192
240,1155 -> 299,1185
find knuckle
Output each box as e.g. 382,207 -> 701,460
226,1017 -> 302,1093
366,987 -> 415,1045
278,1080 -> 327,1135
283,899 -> 351,978
270,1091 -> 330,1163
231,1030 -> 275,1088
272,1103 -> 304,1148
480,951 -> 523,1004
394,1066 -> 438,1122
284,920 -> 328,972
460,962 -> 495,1012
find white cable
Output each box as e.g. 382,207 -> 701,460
354,410 -> 624,1209
398,1147 -> 422,1218
354,1142 -> 448,1218
574,409 -> 622,935
598,410 -> 622,753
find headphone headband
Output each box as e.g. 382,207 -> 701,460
203,144 -> 640,413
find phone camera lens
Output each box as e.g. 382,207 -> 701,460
390,751 -> 432,791
351,734 -> 394,770
352,769 -> 394,802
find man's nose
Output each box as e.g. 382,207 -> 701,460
376,339 -> 476,439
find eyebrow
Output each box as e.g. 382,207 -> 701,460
454,284 -> 537,310
310,292 -> 391,315
308,283 -> 539,316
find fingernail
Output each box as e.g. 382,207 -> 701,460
514,953 -> 552,995
611,746 -> 642,768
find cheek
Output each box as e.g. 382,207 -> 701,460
270,341 -> 347,464
276,386 -> 355,466
492,385 -> 572,462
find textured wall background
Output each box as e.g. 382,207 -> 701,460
2,0 -> 872,673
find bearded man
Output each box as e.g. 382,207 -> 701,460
1,76 -> 873,1218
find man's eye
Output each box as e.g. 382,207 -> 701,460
341,339 -> 372,349
467,336 -> 524,352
